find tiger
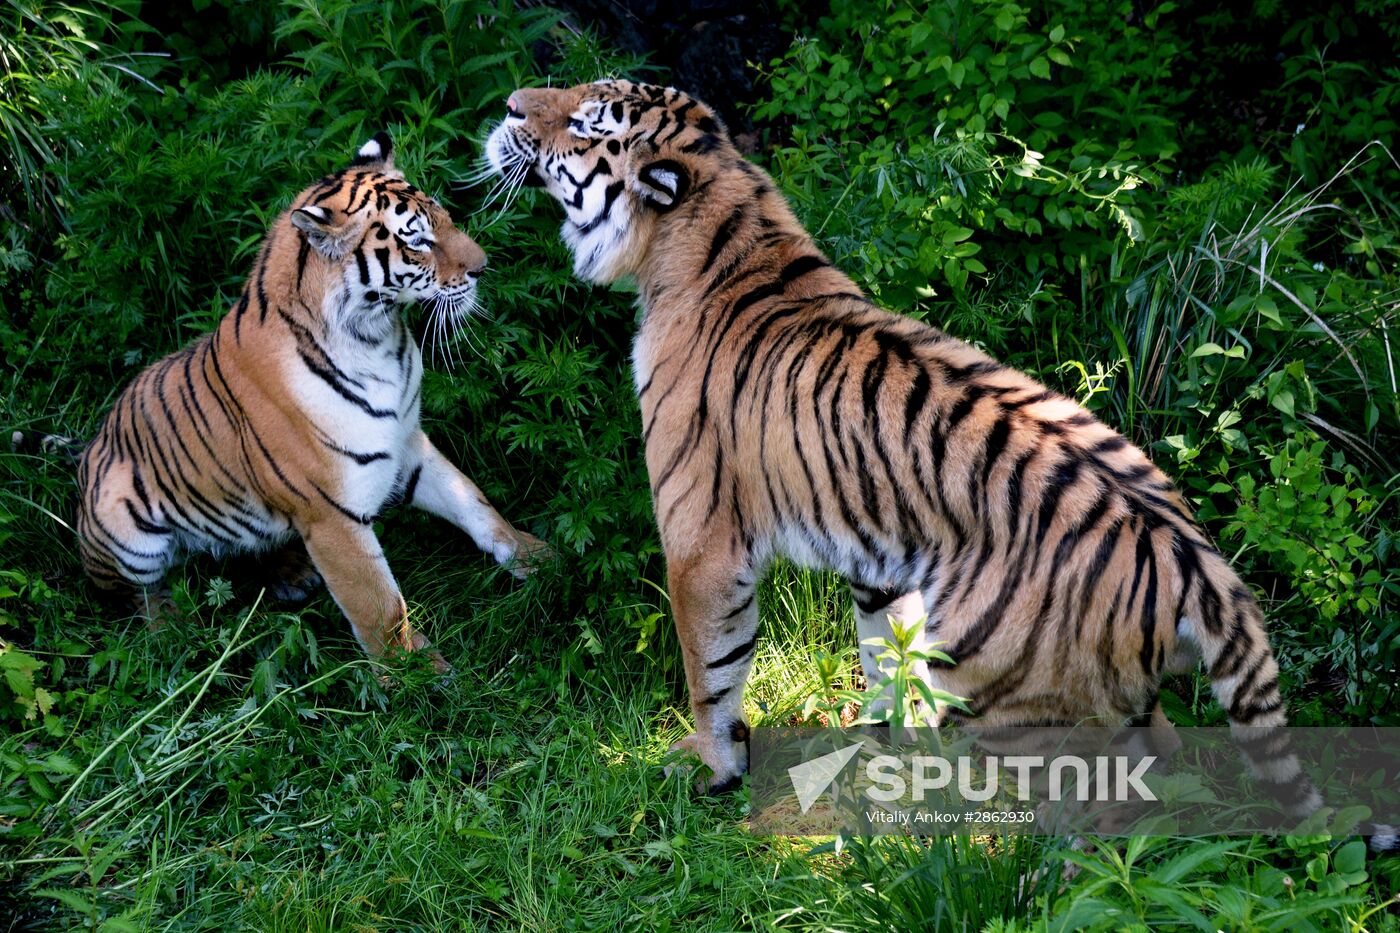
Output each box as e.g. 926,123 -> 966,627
486,79 -> 1397,851
64,133 -> 547,671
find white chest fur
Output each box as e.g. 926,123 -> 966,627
287,321 -> 423,517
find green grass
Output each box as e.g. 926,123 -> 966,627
6,483 -> 1398,931
0,482 -> 836,929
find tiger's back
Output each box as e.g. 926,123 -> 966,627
634,192 -> 1251,734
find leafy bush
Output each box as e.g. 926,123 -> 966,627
6,0 -> 663,644
759,0 -> 1399,720
0,0 -> 156,234
755,0 -> 1181,321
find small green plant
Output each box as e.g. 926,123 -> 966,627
0,637 -> 52,723
803,618 -> 969,731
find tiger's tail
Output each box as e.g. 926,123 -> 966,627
1180,549 -> 1398,853
10,430 -> 85,462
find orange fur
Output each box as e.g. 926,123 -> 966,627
76,134 -> 547,670
489,82 -> 1305,801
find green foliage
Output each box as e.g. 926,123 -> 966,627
762,0 -> 1400,721
1229,435 -> 1384,622
1040,835 -> 1391,933
756,0 -> 1176,322
803,616 -> 967,731
3,0 -> 1400,928
0,637 -> 53,723
0,0 -> 154,231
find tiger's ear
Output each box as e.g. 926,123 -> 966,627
350,132 -> 395,172
290,205 -> 355,259
631,158 -> 689,212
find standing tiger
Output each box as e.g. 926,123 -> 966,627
487,79 -> 1397,850
70,134 -> 547,670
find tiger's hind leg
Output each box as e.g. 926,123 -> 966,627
665,552 -> 758,793
77,460 -> 179,628
851,584 -> 943,723
240,540 -> 324,604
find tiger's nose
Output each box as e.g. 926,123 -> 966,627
506,94 -> 524,118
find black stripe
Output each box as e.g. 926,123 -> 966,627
944,391 -> 980,435
1235,727 -> 1292,759
401,464 -> 423,506
295,349 -> 396,418
904,366 -> 931,435
730,281 -> 784,319
706,633 -> 758,670
779,255 -> 829,284
255,230 -> 274,323
123,499 -> 169,535
576,181 -> 626,235
721,592 -> 754,620
319,437 -> 392,465
1034,457 -> 1083,547
1207,610 -> 1247,680
311,482 -> 370,525
295,238 -> 312,292
1136,524 -> 1160,675
979,416 -> 1012,501
852,586 -> 900,615
1092,435 -> 1130,455
702,207 -> 744,273
242,421 -> 310,503
701,687 -> 732,706
232,294 -> 250,342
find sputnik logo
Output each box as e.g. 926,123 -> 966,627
789,741 -> 866,813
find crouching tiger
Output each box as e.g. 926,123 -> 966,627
64,134 -> 548,670
487,80 -> 1396,851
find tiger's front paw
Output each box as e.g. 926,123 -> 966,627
136,590 -> 183,632
403,630 -> 453,675
664,732 -> 747,795
500,529 -> 554,579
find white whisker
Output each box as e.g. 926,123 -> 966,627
454,158 -> 499,188
475,164 -> 520,210
475,173 -> 514,211
493,164 -> 531,221
479,161 -> 528,214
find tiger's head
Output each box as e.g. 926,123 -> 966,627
286,133 -> 486,338
485,80 -> 739,284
